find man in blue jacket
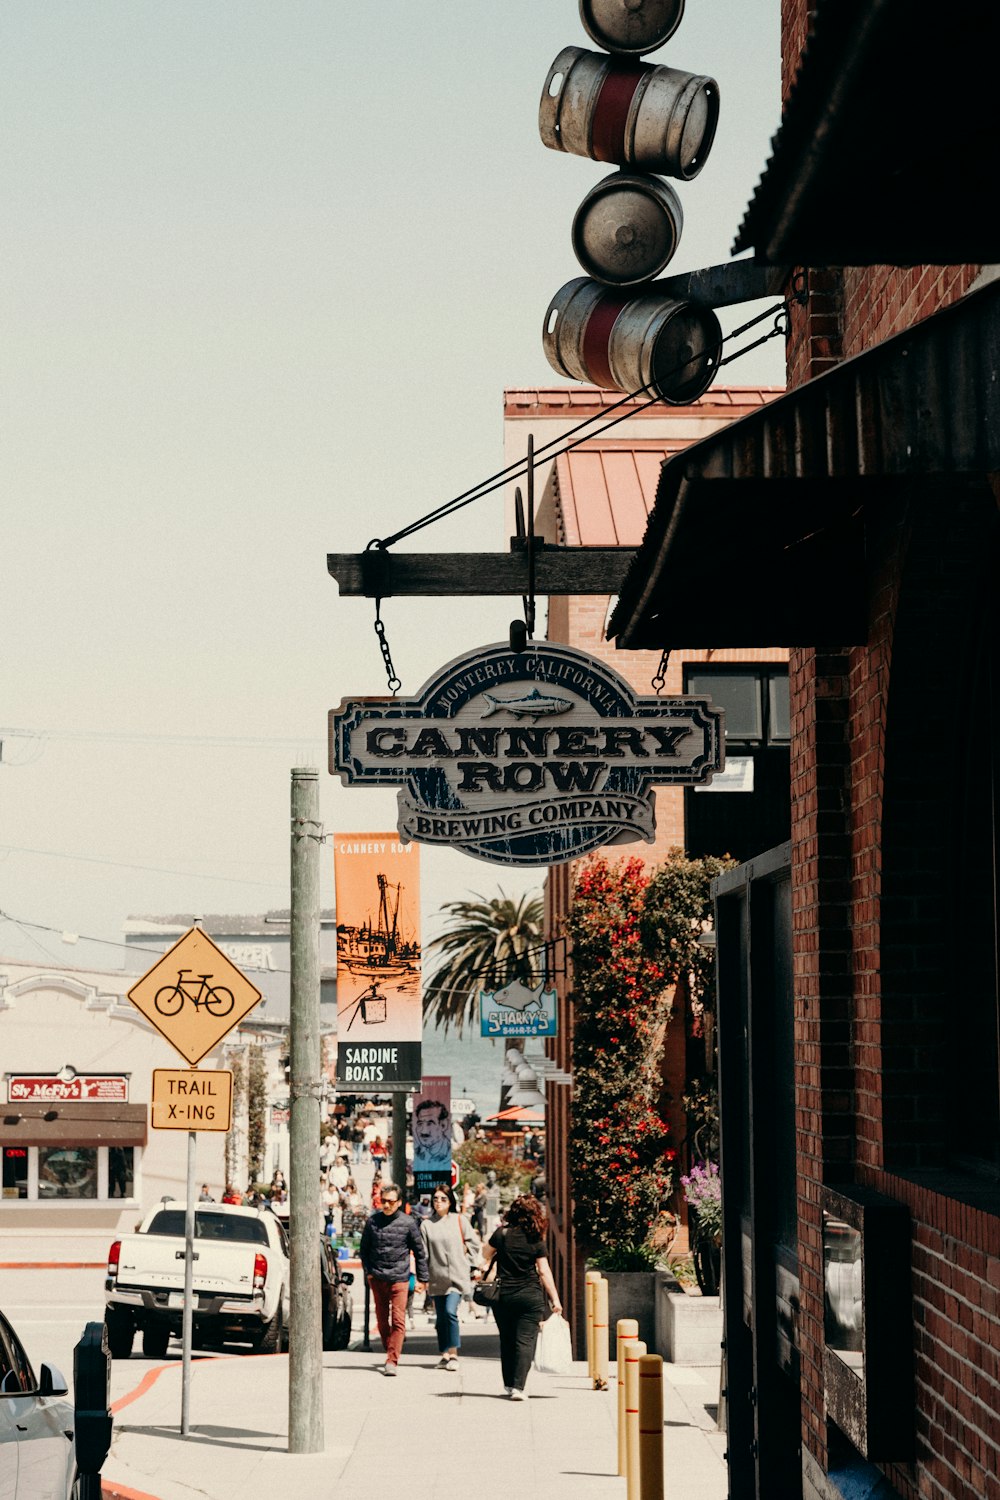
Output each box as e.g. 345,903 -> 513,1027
359,1182 -> 429,1374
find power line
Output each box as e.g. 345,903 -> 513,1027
0,728 -> 324,750
0,843 -> 284,888
0,912 -> 64,965
0,909 -> 291,974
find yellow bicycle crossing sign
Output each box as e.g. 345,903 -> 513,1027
127,927 -> 262,1065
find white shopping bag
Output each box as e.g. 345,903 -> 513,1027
533,1313 -> 574,1375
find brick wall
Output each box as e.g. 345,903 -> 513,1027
780,3 -> 998,1495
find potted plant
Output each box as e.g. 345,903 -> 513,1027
680,1160 -> 722,1296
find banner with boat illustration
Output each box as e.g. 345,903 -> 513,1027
333,834 -> 422,1088
330,641 -> 724,868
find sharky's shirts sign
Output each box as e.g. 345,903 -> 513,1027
330,642 -> 723,868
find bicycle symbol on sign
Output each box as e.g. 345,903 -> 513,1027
153,969 -> 235,1018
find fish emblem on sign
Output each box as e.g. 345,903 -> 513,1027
482,690 -> 572,719
330,641 -> 723,869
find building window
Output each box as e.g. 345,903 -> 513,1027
109,1146 -> 134,1198
2,1146 -> 28,1199
683,664 -> 790,863
1,1145 -> 140,1202
37,1146 -> 98,1199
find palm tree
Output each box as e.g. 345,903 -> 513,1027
423,890 -> 544,1037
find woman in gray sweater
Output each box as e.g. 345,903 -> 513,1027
420,1185 -> 482,1370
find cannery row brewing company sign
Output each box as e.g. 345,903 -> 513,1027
330,641 -> 724,867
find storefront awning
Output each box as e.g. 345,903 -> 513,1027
734,0 -> 1000,265
1,1102 -> 148,1146
609,278 -> 1000,651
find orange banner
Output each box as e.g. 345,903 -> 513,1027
334,834 -> 422,1089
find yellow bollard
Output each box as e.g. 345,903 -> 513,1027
616,1318 -> 639,1475
624,1339 -> 646,1500
593,1276 -> 609,1389
585,1270 -> 601,1384
638,1353 -> 665,1500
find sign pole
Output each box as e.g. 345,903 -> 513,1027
180,1127 -> 196,1436
391,1091 -> 407,1195
288,766 -> 324,1455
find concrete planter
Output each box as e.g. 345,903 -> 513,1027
654,1269 -> 722,1364
594,1269 -> 660,1358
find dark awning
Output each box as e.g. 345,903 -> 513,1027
1,1102 -> 148,1146
608,278 -> 1000,651
734,0 -> 1000,266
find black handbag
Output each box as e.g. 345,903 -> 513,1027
473,1260 -> 501,1306
473,1232 -> 503,1306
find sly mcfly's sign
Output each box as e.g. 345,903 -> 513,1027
330,642 -> 724,868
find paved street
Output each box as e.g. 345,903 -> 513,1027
2,1264 -> 726,1500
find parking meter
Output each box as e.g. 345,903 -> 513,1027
73,1321 -> 112,1494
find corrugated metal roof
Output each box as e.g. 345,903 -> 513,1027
735,0 -> 1000,265
609,278 -> 1000,649
555,441 -> 690,547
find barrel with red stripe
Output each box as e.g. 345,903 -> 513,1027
539,45 -> 718,180
543,276 -> 722,405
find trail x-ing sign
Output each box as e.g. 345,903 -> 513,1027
330,641 -> 723,867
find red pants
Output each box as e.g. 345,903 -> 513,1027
368,1278 -> 409,1365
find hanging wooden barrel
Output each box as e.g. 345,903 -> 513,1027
542,276 -> 722,404
579,0 -> 685,56
572,170 -> 683,285
540,45 -> 718,180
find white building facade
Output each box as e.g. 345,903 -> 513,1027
0,959 -> 225,1264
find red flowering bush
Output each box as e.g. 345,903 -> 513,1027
565,857 -> 676,1257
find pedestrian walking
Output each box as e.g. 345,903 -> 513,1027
481,1194 -> 562,1400
472,1182 -> 487,1236
420,1186 -> 481,1371
359,1181 -> 429,1375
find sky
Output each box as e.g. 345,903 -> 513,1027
1,0 -> 783,969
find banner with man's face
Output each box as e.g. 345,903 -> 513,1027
334,834 -> 422,1089
412,1075 -> 452,1193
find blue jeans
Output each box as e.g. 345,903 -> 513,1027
434,1291 -> 462,1353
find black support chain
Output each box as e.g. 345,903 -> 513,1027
373,598 -> 401,694
651,649 -> 670,695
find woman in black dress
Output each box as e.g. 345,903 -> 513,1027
480,1193 -> 563,1399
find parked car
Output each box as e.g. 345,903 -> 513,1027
104,1202 -> 289,1358
0,1307 -> 75,1500
320,1239 -> 354,1351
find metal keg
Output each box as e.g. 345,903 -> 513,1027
543,276 -> 721,404
579,0 -> 685,56
572,170 -> 683,285
540,45 -> 719,180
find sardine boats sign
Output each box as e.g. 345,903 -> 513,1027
330,641 -> 723,868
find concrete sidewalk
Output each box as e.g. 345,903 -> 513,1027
101,1313 -> 726,1500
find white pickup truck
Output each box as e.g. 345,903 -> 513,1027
104,1201 -> 290,1358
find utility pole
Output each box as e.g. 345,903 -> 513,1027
288,767 -> 324,1453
